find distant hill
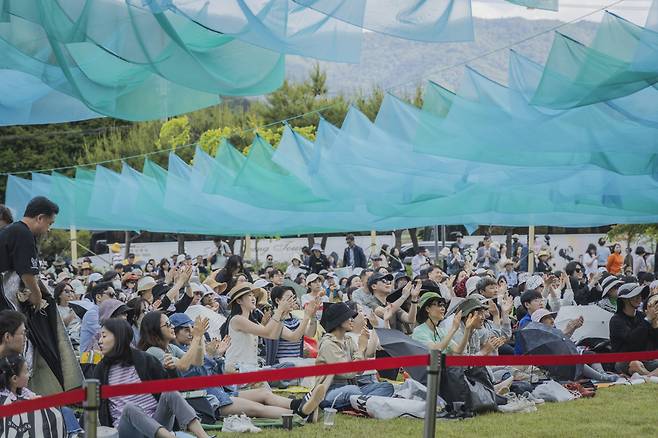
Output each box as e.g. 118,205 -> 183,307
286,17 -> 598,95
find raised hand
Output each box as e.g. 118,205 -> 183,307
450,310 -> 463,332
192,316 -> 209,338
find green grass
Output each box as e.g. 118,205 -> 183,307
209,385 -> 658,437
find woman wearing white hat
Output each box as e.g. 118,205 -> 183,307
285,256 -> 306,281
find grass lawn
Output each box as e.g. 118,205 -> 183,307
209,385 -> 657,437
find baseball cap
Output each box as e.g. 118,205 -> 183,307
169,313 -> 194,329
367,272 -> 394,288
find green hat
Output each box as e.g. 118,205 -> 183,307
418,292 -> 443,310
458,297 -> 487,317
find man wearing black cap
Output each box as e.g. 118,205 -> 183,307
609,283 -> 658,377
367,273 -> 421,331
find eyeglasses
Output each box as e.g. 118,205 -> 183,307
161,321 -> 173,329
574,268 -> 582,273
429,302 -> 446,309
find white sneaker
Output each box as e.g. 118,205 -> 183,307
522,391 -> 544,405
498,394 -> 536,414
222,414 -> 262,433
629,373 -> 646,385
646,376 -> 658,384
239,414 -> 262,433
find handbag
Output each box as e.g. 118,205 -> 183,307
440,366 -> 496,413
349,395 -> 426,420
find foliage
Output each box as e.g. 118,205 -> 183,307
607,224 -> 658,245
39,229 -> 92,260
156,116 -> 191,151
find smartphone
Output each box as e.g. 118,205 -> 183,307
366,319 -> 374,330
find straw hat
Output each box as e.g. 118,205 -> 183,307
203,270 -> 228,294
227,282 -> 266,306
110,243 -> 121,253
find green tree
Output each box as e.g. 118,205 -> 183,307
39,229 -> 92,260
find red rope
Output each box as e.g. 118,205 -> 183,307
0,388 -> 85,419
2,350 -> 657,418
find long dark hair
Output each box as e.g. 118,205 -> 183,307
101,319 -> 134,366
126,297 -> 147,327
219,302 -> 243,339
0,354 -> 26,393
225,255 -> 244,277
137,311 -> 168,351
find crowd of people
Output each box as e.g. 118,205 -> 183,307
1,199 -> 657,437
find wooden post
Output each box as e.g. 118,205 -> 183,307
528,225 -> 535,274
70,226 -> 78,263
370,230 -> 377,258
244,234 -> 252,261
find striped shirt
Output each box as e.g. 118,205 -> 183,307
108,365 -> 158,427
276,317 -> 303,361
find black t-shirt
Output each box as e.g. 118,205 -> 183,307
0,221 -> 39,276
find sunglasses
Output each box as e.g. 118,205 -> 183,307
574,268 -> 582,273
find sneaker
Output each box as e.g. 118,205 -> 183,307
297,384 -> 327,417
522,391 -> 544,405
498,394 -> 535,414
629,373 -> 646,385
239,414 -> 262,433
221,414 -> 262,433
646,376 -> 658,384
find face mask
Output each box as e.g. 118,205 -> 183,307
112,280 -> 122,290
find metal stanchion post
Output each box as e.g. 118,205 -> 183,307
84,379 -> 100,438
423,350 -> 442,438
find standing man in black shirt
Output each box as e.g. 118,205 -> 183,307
0,196 -> 58,311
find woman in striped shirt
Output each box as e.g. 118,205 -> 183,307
95,319 -> 210,438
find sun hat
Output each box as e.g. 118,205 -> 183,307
109,243 -> 121,253
306,273 -> 321,286
291,255 -> 302,263
601,275 -> 623,298
531,309 -> 558,324
466,276 -> 480,295
80,261 -> 93,271
203,270 -> 228,293
537,250 -> 550,258
518,272 -> 530,285
201,284 -> 217,299
88,272 -> 103,283
169,313 -> 194,329
70,279 -> 86,296
99,299 -> 129,324
458,297 -> 487,317
311,243 -> 323,252
526,275 -> 544,291
512,234 -> 520,240
253,278 -> 273,289
617,283 -> 648,300
503,259 -> 514,266
137,276 -> 157,293
56,271 -> 73,283
227,282 -> 266,306
418,292 -> 444,311
320,302 -> 357,333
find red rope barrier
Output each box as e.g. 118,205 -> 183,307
101,354 -> 429,399
445,350 -> 658,367
2,349 -> 658,418
0,388 -> 85,419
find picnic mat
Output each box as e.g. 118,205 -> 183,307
203,416 -> 306,431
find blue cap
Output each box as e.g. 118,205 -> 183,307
169,313 -> 193,329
